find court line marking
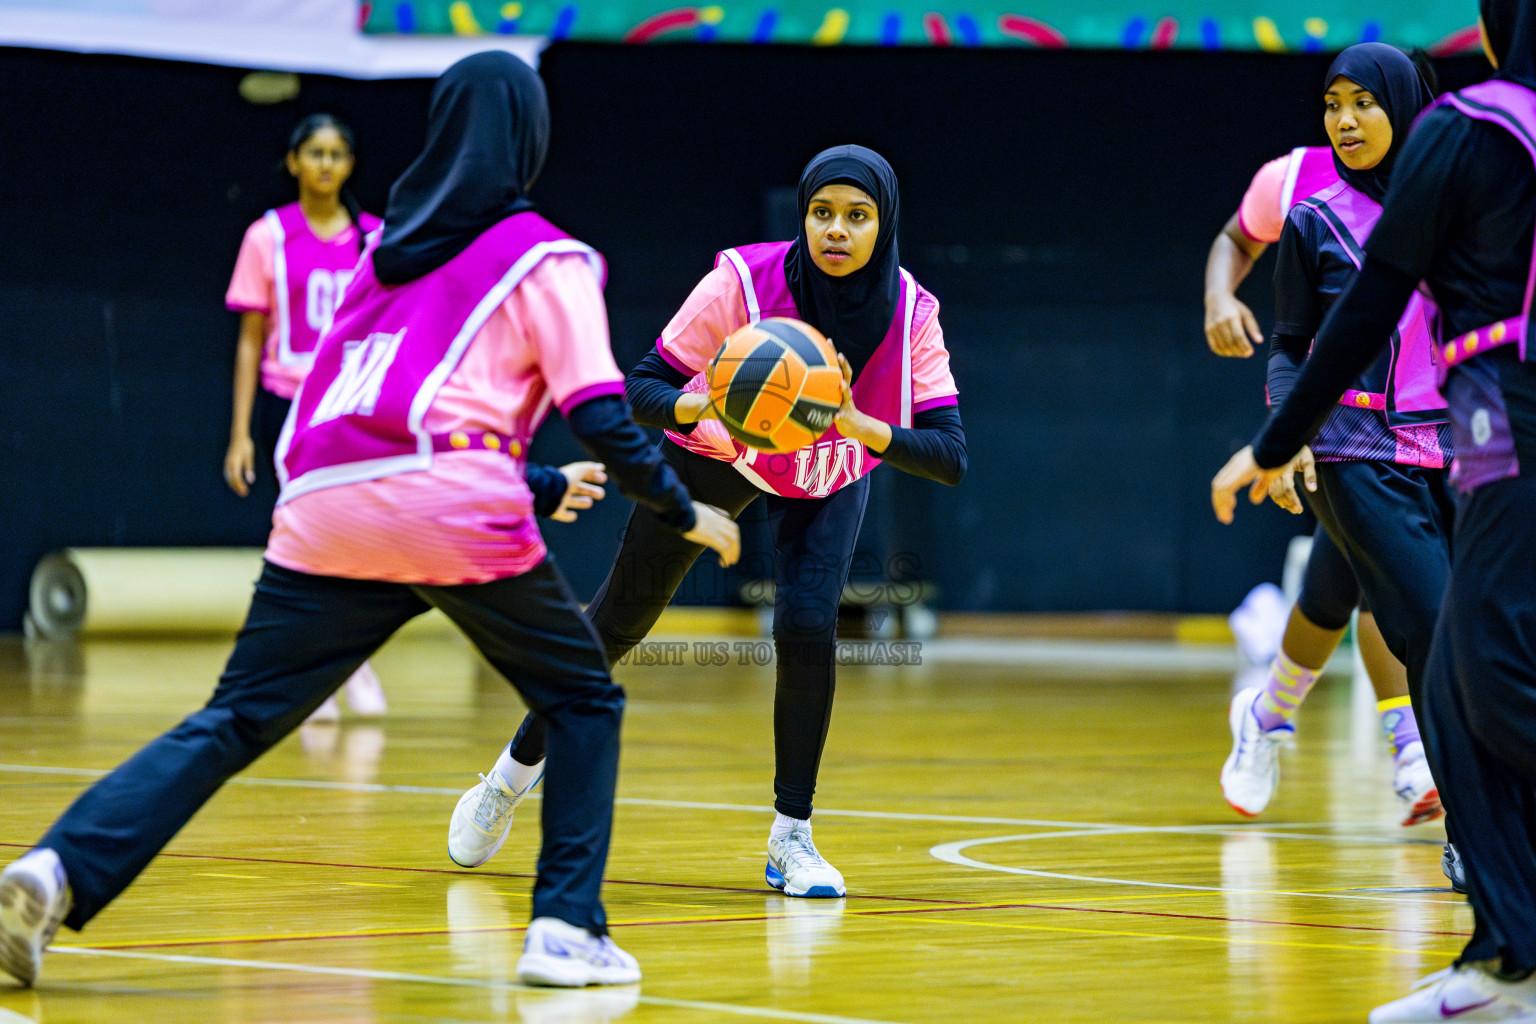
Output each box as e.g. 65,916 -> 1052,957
0,762 -> 1420,836
50,947 -> 907,1024
67,893 -> 1468,952
929,835 -> 1464,906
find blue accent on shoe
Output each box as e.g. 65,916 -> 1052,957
765,860 -> 786,890
792,885 -> 844,898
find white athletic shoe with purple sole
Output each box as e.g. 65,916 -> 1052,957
515,917 -> 641,987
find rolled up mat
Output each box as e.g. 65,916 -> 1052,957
28,548 -> 454,638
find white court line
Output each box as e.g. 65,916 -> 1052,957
0,763 -> 1422,836
0,763 -> 1344,831
51,947 -> 906,1024
929,834 -> 1462,906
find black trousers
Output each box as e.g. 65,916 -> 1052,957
38,560 -> 624,935
1308,460 -> 1455,712
1425,472 -> 1536,971
512,441 -> 871,820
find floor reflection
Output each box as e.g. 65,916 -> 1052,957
765,895 -> 846,989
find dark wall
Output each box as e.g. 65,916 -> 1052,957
0,44 -> 1490,629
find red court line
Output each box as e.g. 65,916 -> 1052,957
74,898 -> 1471,952
5,842 -> 1471,947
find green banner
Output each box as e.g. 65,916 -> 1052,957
362,2 -> 1483,52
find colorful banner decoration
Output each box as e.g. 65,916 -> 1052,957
360,1 -> 1483,53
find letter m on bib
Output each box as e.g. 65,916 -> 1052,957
793,438 -> 864,498
308,329 -> 406,426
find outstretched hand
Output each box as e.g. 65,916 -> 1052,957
682,502 -> 741,567
550,461 -> 608,523
1211,446 -> 1288,524
1266,446 -> 1317,515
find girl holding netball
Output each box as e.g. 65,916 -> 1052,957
223,114 -> 387,720
0,51 -> 737,990
448,145 -> 966,899
1214,2 -> 1536,1011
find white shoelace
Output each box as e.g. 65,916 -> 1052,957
778,830 -> 829,869
471,773 -> 515,831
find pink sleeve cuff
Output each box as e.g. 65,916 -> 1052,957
913,394 -> 959,414
1234,209 -> 1263,244
226,301 -> 268,314
559,379 -> 626,416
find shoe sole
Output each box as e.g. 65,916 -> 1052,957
0,872 -> 62,987
765,861 -> 845,899
446,787 -> 513,869
516,954 -> 641,987
1399,788 -> 1444,827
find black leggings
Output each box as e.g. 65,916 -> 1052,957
511,441 -> 871,820
1295,525 -> 1363,632
1308,460 -> 1454,713
38,560 -> 623,935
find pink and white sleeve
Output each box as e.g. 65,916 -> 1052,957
654,263 -> 748,375
910,294 -> 958,413
225,218 -> 274,314
519,253 -> 627,415
1235,155 -> 1292,245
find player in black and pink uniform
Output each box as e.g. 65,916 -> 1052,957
1214,2 -> 1536,1016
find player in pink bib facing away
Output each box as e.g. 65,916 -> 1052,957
0,51 -> 737,990
223,114 -> 389,722
447,145 -> 966,900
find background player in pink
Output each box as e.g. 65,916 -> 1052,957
0,51 -> 738,990
446,145 -> 965,901
223,113 -> 388,721
1201,62 -> 1440,833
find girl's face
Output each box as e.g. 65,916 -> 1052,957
804,184 -> 880,277
286,125 -> 354,198
1324,75 -> 1393,171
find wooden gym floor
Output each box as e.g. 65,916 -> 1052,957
0,628 -> 1460,1023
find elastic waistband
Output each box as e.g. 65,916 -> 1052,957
1442,317 -> 1523,370
431,430 -> 526,458
1338,389 -> 1385,411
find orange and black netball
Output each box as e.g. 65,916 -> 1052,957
706,317 -> 842,453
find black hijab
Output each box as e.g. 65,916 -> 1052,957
373,51 -> 549,285
1481,0 -> 1536,88
783,145 -> 901,378
1323,43 -> 1435,202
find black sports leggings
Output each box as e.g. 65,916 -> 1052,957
1295,525 -> 1363,632
510,440 -> 871,820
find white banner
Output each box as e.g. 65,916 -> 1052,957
0,1 -> 545,77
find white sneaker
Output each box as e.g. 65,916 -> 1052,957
515,917 -> 641,987
0,849 -> 72,987
342,661 -> 387,718
448,772 -> 525,868
1394,742 -> 1445,826
766,829 -> 846,898
1220,686 -> 1293,817
305,694 -> 341,724
1370,964 -> 1536,1022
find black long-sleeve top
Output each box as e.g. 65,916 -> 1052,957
1253,103 -> 1536,468
531,394 -> 696,531
625,348 -> 967,486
